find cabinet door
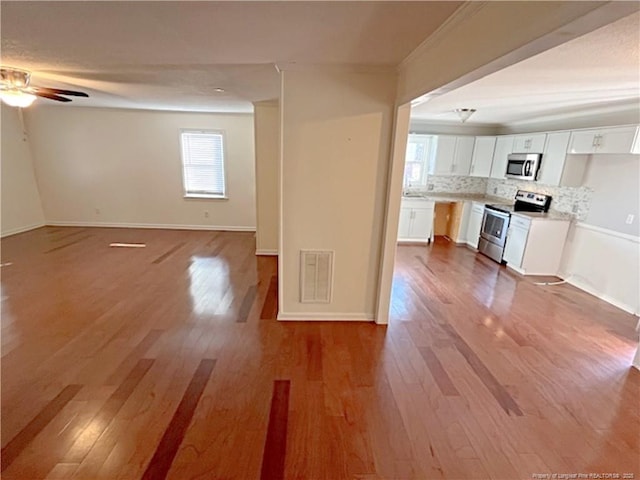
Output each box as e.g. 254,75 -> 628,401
397,207 -> 412,239
452,136 -> 474,176
470,136 -> 496,177
429,136 -> 456,175
490,136 -> 514,178
538,131 -> 570,186
466,205 -> 484,249
597,126 -> 639,154
503,225 -> 529,268
568,130 -> 598,154
528,134 -> 547,152
513,134 -> 546,153
410,207 -> 434,241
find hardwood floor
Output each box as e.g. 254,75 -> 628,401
1,228 -> 638,479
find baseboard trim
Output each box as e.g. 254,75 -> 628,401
398,239 -> 430,244
506,264 -> 526,275
45,221 -> 256,232
562,276 -> 637,316
1,222 -> 46,238
277,312 -> 375,322
256,249 -> 278,256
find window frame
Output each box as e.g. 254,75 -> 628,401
403,134 -> 432,189
179,129 -> 228,200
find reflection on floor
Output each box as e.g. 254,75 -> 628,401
1,228 -> 638,479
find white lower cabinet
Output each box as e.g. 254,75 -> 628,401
398,199 -> 435,243
465,202 -> 485,249
502,216 -> 530,268
503,214 -> 571,275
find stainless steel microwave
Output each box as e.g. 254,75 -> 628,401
505,153 -> 542,181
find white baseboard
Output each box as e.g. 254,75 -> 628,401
562,275 -> 637,316
277,311 -> 375,322
506,264 -> 525,275
45,221 -> 256,232
398,239 -> 429,245
255,249 -> 278,256
1,222 -> 46,238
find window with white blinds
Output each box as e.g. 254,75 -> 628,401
180,130 -> 226,197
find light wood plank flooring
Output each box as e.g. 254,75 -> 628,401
1,228 -> 638,479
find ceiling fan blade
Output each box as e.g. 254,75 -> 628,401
34,91 -> 72,102
34,87 -> 88,97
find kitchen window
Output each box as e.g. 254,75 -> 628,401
180,130 -> 227,198
404,134 -> 432,188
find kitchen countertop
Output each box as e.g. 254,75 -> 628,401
402,192 -> 510,204
402,192 -> 574,221
511,210 -> 574,221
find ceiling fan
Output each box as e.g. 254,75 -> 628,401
1,67 -> 89,108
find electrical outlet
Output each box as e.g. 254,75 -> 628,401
427,184 -> 434,191
204,211 -> 209,218
493,187 -> 497,194
625,214 -> 634,225
95,208 -> 100,215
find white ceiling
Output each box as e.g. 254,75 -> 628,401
410,11 -> 640,126
0,1 -> 461,112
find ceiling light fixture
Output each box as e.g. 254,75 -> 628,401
213,88 -> 225,93
0,89 -> 37,108
455,108 -> 476,123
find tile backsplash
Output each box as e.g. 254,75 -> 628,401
486,178 -> 593,220
407,175 -> 488,195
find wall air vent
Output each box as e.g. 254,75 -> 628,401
300,250 -> 333,303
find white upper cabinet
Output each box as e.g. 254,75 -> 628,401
452,136 -> 474,176
568,126 -> 640,154
490,135 -> 514,179
538,132 -> 570,186
428,135 -> 456,175
513,133 -> 546,153
470,136 -> 496,177
428,136 -> 474,176
538,131 -> 589,187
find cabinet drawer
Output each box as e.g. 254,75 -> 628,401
471,202 -> 485,215
401,199 -> 434,210
510,215 -> 531,229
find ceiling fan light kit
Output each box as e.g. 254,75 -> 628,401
0,66 -> 89,107
454,108 -> 476,123
0,89 -> 37,108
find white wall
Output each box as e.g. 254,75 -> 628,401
25,106 -> 256,230
584,154 -> 640,237
279,69 -> 396,320
558,153 -> 640,315
1,105 -> 45,237
253,101 -> 280,254
560,224 -> 639,315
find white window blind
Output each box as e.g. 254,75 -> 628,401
180,130 -> 226,197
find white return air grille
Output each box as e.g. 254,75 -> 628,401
300,250 -> 334,303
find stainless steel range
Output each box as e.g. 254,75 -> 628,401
478,190 -> 552,263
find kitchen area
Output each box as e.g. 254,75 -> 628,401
398,124 -> 640,277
